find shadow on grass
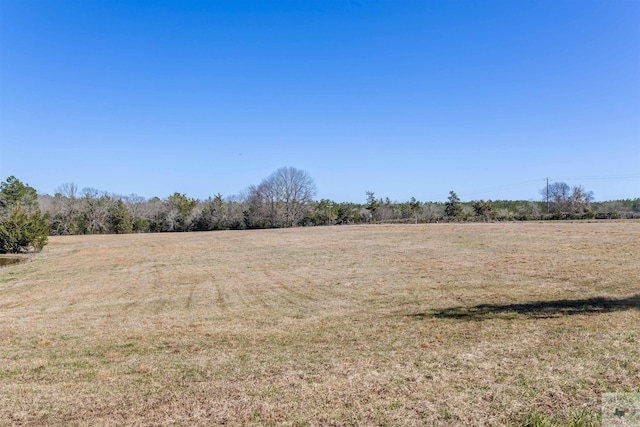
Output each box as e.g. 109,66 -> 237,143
412,293 -> 640,321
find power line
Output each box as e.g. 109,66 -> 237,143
549,174 -> 640,183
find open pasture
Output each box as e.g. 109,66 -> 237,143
0,222 -> 638,425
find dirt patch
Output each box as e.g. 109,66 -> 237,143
0,256 -> 27,267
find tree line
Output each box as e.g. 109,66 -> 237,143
1,168 -> 639,253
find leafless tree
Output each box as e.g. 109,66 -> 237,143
81,188 -> 114,234
570,185 -> 594,213
122,194 -> 148,231
46,183 -> 80,234
246,167 -> 317,227
541,182 -> 594,214
517,201 -> 542,220
225,194 -> 248,229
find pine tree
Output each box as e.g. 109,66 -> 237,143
445,191 -> 462,218
0,177 -> 49,253
0,205 -> 48,253
107,199 -> 133,234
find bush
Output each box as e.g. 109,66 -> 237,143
0,205 -> 48,253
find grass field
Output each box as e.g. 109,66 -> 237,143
0,222 -> 638,426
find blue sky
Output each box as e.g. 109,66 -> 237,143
1,0 -> 638,203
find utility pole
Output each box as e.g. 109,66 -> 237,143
546,178 -> 550,214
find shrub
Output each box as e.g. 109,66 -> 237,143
0,205 -> 48,253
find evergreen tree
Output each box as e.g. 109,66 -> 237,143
472,200 -> 493,220
0,175 -> 38,213
365,191 -> 379,221
107,199 -> 133,234
445,191 -> 462,218
0,177 -> 49,253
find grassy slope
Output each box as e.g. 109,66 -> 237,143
0,222 -> 638,426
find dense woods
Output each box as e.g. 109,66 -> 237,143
1,170 -> 639,248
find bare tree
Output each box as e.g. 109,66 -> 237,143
80,188 -> 114,234
541,182 -> 570,212
516,201 -> 542,220
45,183 -> 80,235
246,167 -> 317,228
541,182 -> 594,214
225,194 -> 248,229
123,194 -> 148,231
570,185 -> 594,213
57,182 -> 78,199
422,202 -> 445,223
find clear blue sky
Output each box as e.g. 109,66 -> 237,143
1,0 -> 638,203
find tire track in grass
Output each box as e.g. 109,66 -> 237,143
184,283 -> 196,310
214,281 -> 228,310
209,274 -> 244,313
253,265 -> 321,316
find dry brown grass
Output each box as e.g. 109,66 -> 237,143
0,222 -> 638,426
